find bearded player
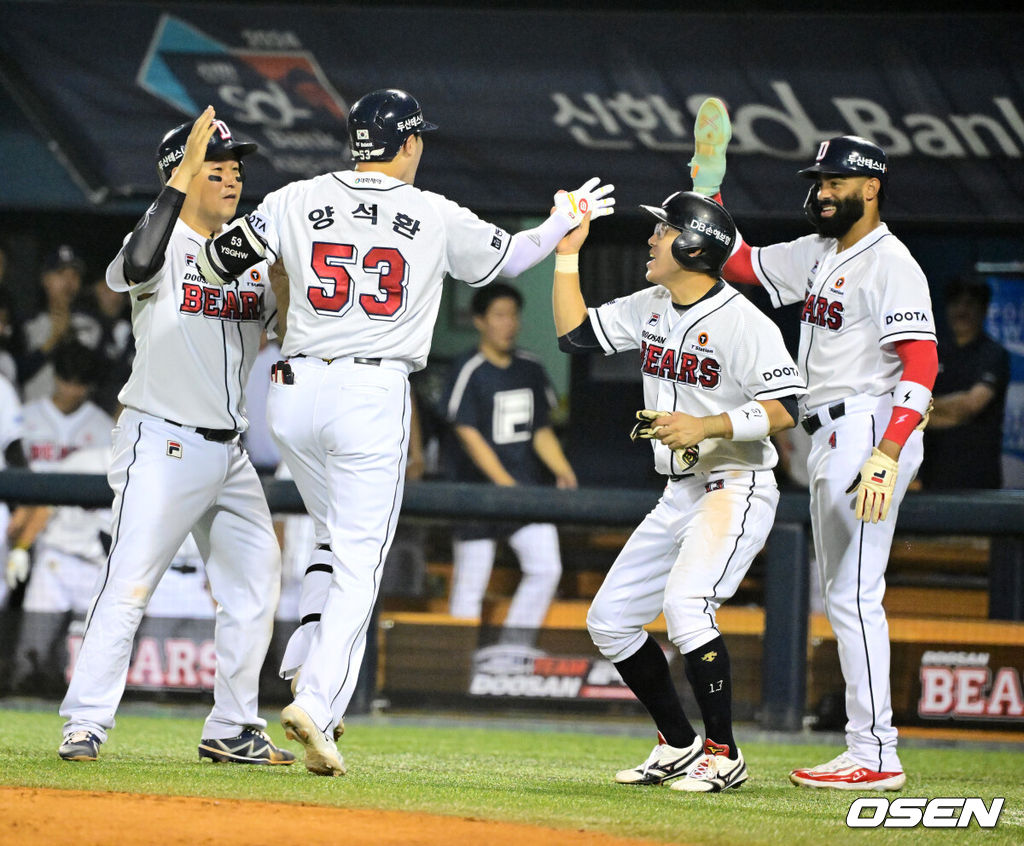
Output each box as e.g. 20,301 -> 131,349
695,99 -> 937,790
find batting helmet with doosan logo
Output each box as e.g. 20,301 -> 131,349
798,135 -> 888,194
347,88 -> 437,162
640,191 -> 736,275
156,119 -> 258,184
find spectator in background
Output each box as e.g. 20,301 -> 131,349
73,276 -> 134,417
0,287 -> 18,386
0,372 -> 28,611
920,276 -> 1010,490
441,283 -> 576,648
20,245 -> 94,402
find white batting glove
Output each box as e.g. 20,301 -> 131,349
554,177 -> 615,227
846,448 -> 900,523
6,548 -> 30,589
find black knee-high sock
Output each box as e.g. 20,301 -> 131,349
684,634 -> 737,758
614,635 -> 697,748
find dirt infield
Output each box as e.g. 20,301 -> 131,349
0,786 -> 664,846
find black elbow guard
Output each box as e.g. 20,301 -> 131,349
122,186 -> 185,284
558,316 -> 602,354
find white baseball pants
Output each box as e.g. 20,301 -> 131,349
805,392 -> 923,772
449,523 -> 562,629
268,356 -> 410,736
588,470 -> 779,662
60,409 -> 281,741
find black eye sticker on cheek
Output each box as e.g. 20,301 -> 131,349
208,175 -> 223,182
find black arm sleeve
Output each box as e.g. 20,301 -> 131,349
121,186 -> 186,284
557,316 -> 602,354
777,395 -> 800,428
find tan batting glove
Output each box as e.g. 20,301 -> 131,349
629,410 -> 700,470
846,448 -> 899,523
6,548 -> 30,590
915,399 -> 934,432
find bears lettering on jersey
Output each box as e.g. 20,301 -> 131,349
801,293 -> 844,330
180,283 -> 263,322
641,341 -> 721,389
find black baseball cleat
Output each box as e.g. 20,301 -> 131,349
198,728 -> 296,764
58,730 -> 102,762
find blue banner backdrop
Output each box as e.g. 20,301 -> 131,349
1,4 -> 1023,220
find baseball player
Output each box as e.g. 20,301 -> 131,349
0,372 -> 27,609
57,108 -> 293,767
442,283 -> 575,645
195,88 -> 615,775
5,343 -> 112,600
706,111 -> 937,788
553,193 -> 805,792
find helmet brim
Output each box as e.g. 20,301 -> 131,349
639,204 -> 670,223
213,140 -> 259,159
420,120 -> 438,133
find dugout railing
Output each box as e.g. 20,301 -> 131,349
2,469 -> 1022,731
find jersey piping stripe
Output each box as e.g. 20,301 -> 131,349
858,412 -> 885,771
465,235 -> 513,287
879,328 -> 936,344
754,248 -> 783,307
326,385 -> 410,725
230,319 -> 245,430
446,353 -> 487,421
590,309 -> 617,354
218,321 -> 238,430
79,421 -> 143,643
702,471 -> 756,629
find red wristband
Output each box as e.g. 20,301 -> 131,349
882,406 -> 923,447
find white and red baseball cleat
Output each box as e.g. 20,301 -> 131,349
789,752 -> 906,790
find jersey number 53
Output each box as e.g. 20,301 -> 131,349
308,242 -> 409,321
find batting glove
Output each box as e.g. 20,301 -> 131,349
554,177 -> 615,227
6,548 -> 30,590
629,410 -> 700,470
846,447 -> 900,523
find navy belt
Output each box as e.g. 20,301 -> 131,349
801,401 -> 846,435
163,418 -> 237,443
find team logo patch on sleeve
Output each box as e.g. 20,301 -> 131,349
166,441 -> 183,459
704,479 -> 724,493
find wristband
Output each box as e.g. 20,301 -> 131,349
554,253 -> 579,274
893,380 -> 932,416
726,400 -> 770,441
882,406 -> 922,447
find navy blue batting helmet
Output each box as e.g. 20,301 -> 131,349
347,89 -> 437,162
798,135 -> 888,191
640,191 -> 736,275
156,119 -> 258,184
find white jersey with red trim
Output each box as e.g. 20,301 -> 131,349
21,398 -> 112,469
107,218 -> 275,431
589,281 -> 806,476
751,223 -> 934,410
251,170 -> 512,369
0,375 -> 22,460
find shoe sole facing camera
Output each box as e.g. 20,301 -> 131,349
196,741 -> 294,765
281,704 -> 346,777
689,97 -> 732,197
789,770 -> 906,791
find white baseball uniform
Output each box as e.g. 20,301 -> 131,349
585,282 -> 806,660
0,374 -> 24,608
21,397 -> 111,469
257,169 -> 513,735
19,399 -> 113,614
750,223 -> 934,771
59,216 -> 281,743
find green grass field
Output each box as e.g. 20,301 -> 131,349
1,704 -> 1021,845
